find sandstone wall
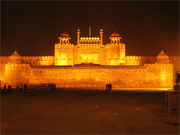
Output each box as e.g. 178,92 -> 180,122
0,56 -> 178,89
126,56 -> 157,65
20,56 -> 54,65
1,64 -> 173,89
169,56 -> 180,84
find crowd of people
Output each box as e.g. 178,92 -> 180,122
106,84 -> 112,91
1,83 -> 56,95
2,83 -> 111,92
2,84 -> 28,93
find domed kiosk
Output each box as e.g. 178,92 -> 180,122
109,31 -> 122,43
111,31 -> 120,37
157,50 -> 169,64
8,50 -> 21,64
58,31 -> 71,44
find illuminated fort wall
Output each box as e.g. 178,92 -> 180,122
1,63 -> 173,89
0,55 -> 178,89
0,29 -> 179,89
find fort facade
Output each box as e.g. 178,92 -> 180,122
0,29 -> 179,90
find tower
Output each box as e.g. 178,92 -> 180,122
107,31 -> 126,65
100,29 -> 103,45
54,31 -> 73,65
77,29 -> 80,45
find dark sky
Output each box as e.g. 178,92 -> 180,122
1,1 -> 179,56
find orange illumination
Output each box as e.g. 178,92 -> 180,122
0,29 -> 177,90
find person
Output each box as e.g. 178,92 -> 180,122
109,84 -> 112,91
107,84 -> 111,91
20,84 -> 22,92
17,85 -> 19,91
106,84 -> 108,91
24,84 -> 27,94
107,84 -> 109,91
3,84 -> 6,90
2,84 -> 6,92
8,85 -> 11,92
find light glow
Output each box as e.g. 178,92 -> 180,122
0,29 -> 177,90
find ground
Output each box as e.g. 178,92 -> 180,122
1,88 -> 179,134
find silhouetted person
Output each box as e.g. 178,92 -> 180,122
109,84 -> 112,91
3,84 -> 6,90
106,84 -> 108,90
2,84 -> 6,92
24,84 -> 27,94
8,85 -> 11,92
20,84 -> 23,92
17,85 -> 19,91
107,84 -> 111,91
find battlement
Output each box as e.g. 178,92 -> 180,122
105,43 -> 125,49
77,44 -> 103,49
20,56 -> 54,66
125,56 -> 157,65
126,56 -> 157,60
20,56 -> 54,60
79,37 -> 101,44
169,56 -> 180,60
80,37 -> 100,40
55,43 -> 74,49
0,56 -> 9,60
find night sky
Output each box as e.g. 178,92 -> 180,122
1,1 -> 179,56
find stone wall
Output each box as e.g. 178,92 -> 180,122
0,56 -> 178,89
126,56 -> 157,65
1,63 -> 173,89
20,56 -> 54,65
169,56 -> 180,84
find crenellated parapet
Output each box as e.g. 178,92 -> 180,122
169,56 -> 180,61
105,43 -> 125,49
79,37 -> 101,44
0,56 -> 9,59
126,56 -> 157,65
55,43 -> 74,49
20,56 -> 54,65
0,56 -> 9,64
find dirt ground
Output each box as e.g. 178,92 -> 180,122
1,88 -> 179,134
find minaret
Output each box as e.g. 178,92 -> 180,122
100,29 -> 103,45
89,26 -> 91,37
77,29 -> 80,45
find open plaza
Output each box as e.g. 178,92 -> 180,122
1,88 -> 179,134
